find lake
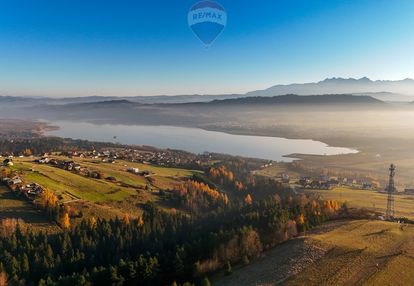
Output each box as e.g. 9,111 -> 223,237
46,121 -> 358,161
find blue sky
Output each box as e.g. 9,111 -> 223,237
0,0 -> 414,97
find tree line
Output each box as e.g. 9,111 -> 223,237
0,138 -> 119,156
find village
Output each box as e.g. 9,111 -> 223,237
0,146 -> 218,210
1,145 -> 411,202
0,146 -> 405,210
0,146 -> 206,168
296,175 -> 378,190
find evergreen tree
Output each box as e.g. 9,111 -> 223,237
225,261 -> 232,275
201,277 -> 211,286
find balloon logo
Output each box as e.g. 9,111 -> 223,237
188,1 -> 227,47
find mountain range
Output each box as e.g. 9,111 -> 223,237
1,77 -> 414,105
246,77 -> 414,100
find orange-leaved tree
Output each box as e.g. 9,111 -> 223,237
244,194 -> 253,205
60,213 -> 71,229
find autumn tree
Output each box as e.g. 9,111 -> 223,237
235,181 -> 244,191
323,200 -> 340,217
37,189 -> 58,212
88,216 -> 97,229
296,214 -> 306,234
60,213 -> 71,229
1,168 -> 11,178
239,228 -> 262,258
122,214 -> 130,226
137,216 -> 144,227
174,180 -> 228,214
244,194 -> 253,205
0,271 -> 7,286
0,218 -> 24,238
22,149 -> 32,156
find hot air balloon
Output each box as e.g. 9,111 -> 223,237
188,1 -> 227,47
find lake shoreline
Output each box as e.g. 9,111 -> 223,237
41,120 -> 357,162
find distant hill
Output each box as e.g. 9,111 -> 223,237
54,94 -> 383,108
350,92 -> 414,102
61,99 -> 134,107
24,94 -> 383,124
198,94 -> 385,106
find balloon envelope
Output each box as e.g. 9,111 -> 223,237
188,1 -> 227,46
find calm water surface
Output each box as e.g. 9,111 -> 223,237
46,121 -> 357,161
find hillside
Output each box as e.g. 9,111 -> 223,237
3,156 -> 200,224
215,220 -> 414,286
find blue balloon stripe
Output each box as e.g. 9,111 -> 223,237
191,1 -> 224,11
190,22 -> 225,45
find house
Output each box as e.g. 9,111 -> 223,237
10,177 -> 22,185
35,157 -> 50,164
404,188 -> 414,195
3,176 -> 23,188
127,167 -> 140,174
2,158 -> 13,166
60,161 -> 80,171
22,183 -> 45,197
299,177 -> 312,186
281,173 -> 290,183
362,182 -> 373,190
328,178 -> 340,187
102,158 -> 115,163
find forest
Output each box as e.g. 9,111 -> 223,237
0,185 -> 343,286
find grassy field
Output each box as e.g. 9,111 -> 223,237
0,186 -> 59,233
12,160 -> 138,202
287,220 -> 414,286
216,220 -> 414,286
12,157 -> 198,203
5,156 -> 200,221
76,157 -> 198,191
254,162 -> 303,179
305,187 -> 414,219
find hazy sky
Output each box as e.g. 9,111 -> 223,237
1,0 -> 414,97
